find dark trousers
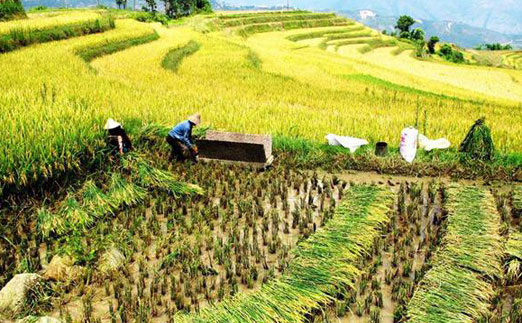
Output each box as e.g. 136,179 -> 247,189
166,135 -> 196,163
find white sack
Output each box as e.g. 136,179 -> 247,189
325,134 -> 368,153
418,134 -> 451,151
400,127 -> 418,163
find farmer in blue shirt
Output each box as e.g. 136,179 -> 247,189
166,114 -> 201,162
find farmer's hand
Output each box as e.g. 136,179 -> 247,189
193,146 -> 199,155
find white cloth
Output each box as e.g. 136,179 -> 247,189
418,134 -> 451,151
104,118 -> 121,130
326,134 -> 368,153
400,127 -> 418,163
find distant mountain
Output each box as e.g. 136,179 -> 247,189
339,10 -> 522,49
221,0 -> 522,36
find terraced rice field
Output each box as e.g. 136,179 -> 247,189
0,9 -> 521,323
285,27 -> 522,103
503,51 -> 522,69
214,11 -> 352,37
0,10 -> 521,191
0,10 -> 103,34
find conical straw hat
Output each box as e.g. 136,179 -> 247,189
188,114 -> 201,125
104,118 -> 121,130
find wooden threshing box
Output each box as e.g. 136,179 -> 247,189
196,131 -> 273,168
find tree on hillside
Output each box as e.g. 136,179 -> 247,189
439,43 -> 465,63
195,0 -> 212,12
143,0 -> 157,12
0,0 -> 25,21
414,39 -> 427,58
410,28 -> 425,41
162,0 -> 212,18
484,43 -> 513,50
427,36 -> 439,54
395,15 -> 415,34
115,0 -> 128,9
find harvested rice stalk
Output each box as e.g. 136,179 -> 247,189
122,154 -> 203,196
434,185 -> 503,279
175,185 -> 395,323
407,185 -> 503,323
459,118 -> 495,161
506,232 -> 522,261
408,265 -> 495,322
506,232 -> 522,282
36,173 -> 146,238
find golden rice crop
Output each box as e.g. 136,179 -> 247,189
0,11 -> 522,188
0,10 -> 102,34
329,36 -> 522,103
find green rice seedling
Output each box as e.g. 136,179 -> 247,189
509,298 -> 522,322
394,304 -> 406,322
402,259 -> 413,277
370,306 -> 381,323
374,290 -> 383,308
355,300 -> 364,317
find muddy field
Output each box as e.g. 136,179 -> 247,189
0,158 -> 520,322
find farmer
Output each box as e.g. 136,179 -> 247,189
166,114 -> 201,163
105,118 -> 132,154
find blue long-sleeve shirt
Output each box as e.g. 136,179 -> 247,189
168,120 -> 194,148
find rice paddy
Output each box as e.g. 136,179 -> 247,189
502,51 -> 522,70
0,8 -> 521,323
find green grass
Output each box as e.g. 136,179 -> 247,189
217,10 -> 310,20
237,18 -> 350,37
343,74 -> 469,102
358,38 -> 398,54
407,185 -> 502,322
221,13 -> 337,27
326,30 -> 373,41
161,40 -> 201,72
332,37 -> 375,49
246,49 -> 262,69
0,16 -> 114,53
286,26 -> 359,42
0,0 -> 25,21
76,30 -> 159,62
174,185 -> 395,322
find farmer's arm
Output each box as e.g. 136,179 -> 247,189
118,136 -> 124,154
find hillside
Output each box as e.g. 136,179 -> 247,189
340,10 -> 522,49
0,9 -> 521,323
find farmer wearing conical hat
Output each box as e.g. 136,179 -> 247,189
166,114 -> 201,163
105,118 -> 133,155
